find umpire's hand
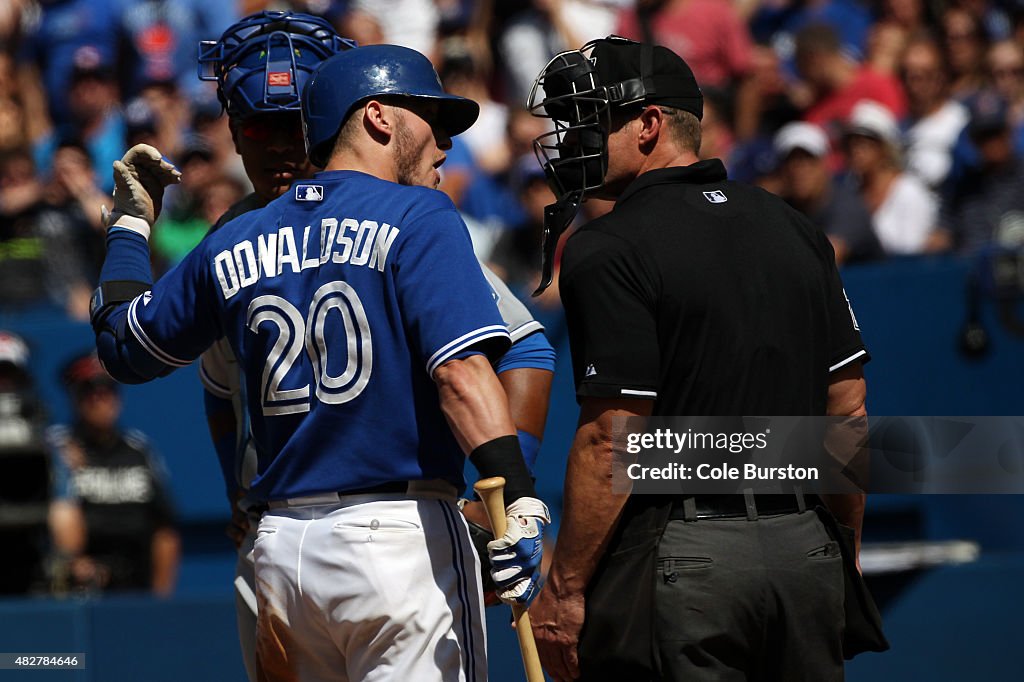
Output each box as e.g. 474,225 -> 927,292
531,582 -> 585,681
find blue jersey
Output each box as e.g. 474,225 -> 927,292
100,171 -> 511,502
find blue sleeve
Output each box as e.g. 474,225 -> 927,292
517,429 -> 541,475
204,389 -> 240,498
93,229 -> 222,383
495,330 -> 556,374
392,205 -> 511,376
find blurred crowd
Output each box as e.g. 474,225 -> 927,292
3,0 -> 1024,317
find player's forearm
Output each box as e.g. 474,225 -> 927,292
151,527 -> 181,597
499,368 -> 552,437
547,412 -> 631,595
498,367 -> 553,473
91,230 -> 169,383
204,389 -> 241,499
48,501 -> 87,555
825,363 -> 869,556
436,354 -> 517,453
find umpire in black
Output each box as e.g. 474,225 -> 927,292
526,37 -> 885,681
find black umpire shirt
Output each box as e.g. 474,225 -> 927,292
560,159 -> 868,416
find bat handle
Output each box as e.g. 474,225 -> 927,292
473,477 -> 546,682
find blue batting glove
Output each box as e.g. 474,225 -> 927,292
487,496 -> 550,607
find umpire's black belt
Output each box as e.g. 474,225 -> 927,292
669,493 -> 814,521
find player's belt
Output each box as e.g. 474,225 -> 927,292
669,493 -> 814,521
268,479 -> 458,508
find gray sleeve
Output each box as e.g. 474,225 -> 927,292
479,262 -> 544,342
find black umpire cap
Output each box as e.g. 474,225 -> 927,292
589,37 -> 704,120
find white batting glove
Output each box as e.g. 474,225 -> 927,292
487,496 -> 550,607
102,144 -> 181,239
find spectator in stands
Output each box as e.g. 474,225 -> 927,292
0,52 -> 29,154
942,5 -> 989,100
796,23 -> 907,158
17,0 -> 122,130
152,137 -> 219,272
938,90 -> 1024,251
498,0 -> 599,107
117,0 -> 238,101
33,49 -> 124,194
751,0 -> 873,78
488,156 -> 552,297
0,331 -> 50,595
438,45 -> 524,240
615,0 -> 753,91
866,0 -> 937,74
0,146 -> 95,319
774,121 -> 882,264
341,0 -> 439,56
901,32 -> 970,190
45,140 -> 108,279
842,100 -> 938,255
987,39 -> 1024,153
47,352 -> 180,596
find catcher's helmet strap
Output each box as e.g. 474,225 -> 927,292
533,191 -> 583,297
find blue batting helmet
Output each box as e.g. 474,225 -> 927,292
301,44 -> 480,168
198,11 -> 355,120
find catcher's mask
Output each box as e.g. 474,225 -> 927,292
197,11 -> 356,121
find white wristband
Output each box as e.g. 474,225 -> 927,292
109,213 -> 152,240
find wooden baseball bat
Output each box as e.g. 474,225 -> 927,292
474,476 -> 546,682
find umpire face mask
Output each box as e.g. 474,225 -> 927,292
527,44 -> 607,296
528,36 -> 696,294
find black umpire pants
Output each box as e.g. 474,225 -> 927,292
654,510 -> 846,681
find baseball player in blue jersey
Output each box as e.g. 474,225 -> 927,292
195,13 -> 356,678
190,12 -> 554,680
92,44 -> 550,681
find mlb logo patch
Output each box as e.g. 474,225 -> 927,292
296,184 -> 324,201
703,190 -> 728,203
267,71 -> 291,87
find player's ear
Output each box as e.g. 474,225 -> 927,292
362,99 -> 395,145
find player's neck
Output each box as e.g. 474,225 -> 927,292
322,144 -> 398,183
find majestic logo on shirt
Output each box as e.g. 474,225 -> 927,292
295,185 -> 324,201
142,291 -> 153,306
585,363 -> 597,377
703,190 -> 728,204
267,71 -> 291,87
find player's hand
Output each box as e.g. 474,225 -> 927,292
226,502 -> 251,551
103,144 -> 181,239
486,496 -> 549,607
531,582 -> 585,682
460,499 -> 501,606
